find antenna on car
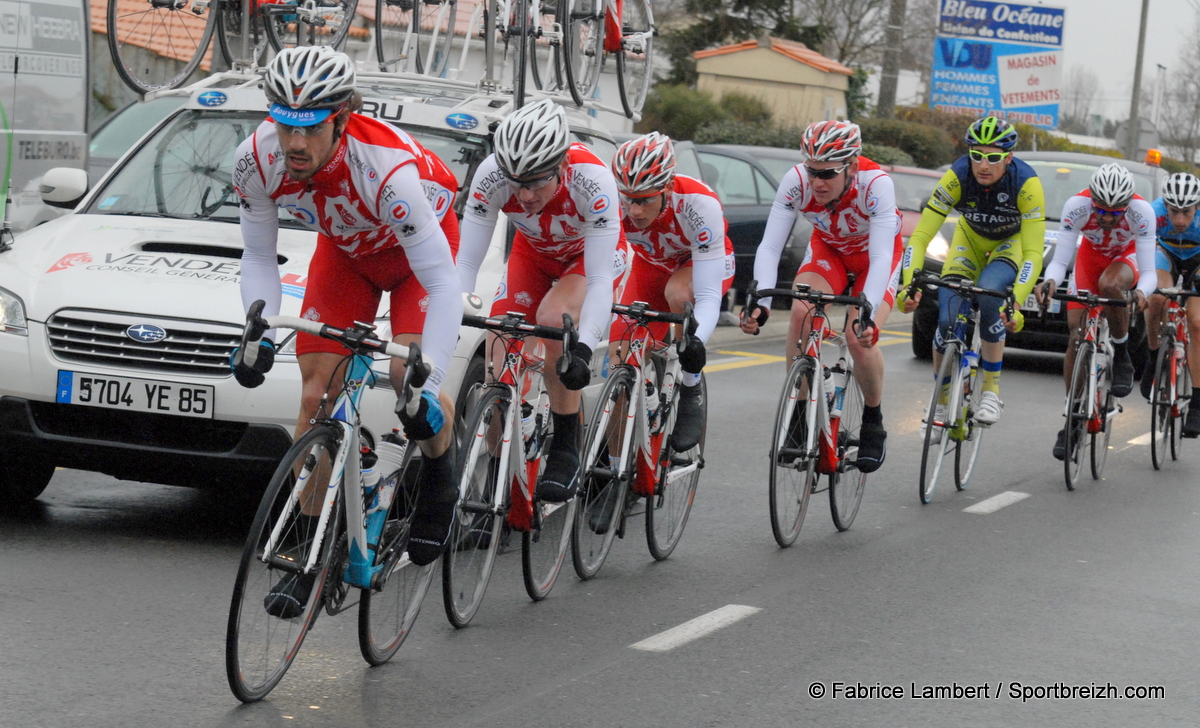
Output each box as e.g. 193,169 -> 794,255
0,99 -> 12,254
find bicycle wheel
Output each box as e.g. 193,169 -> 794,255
1090,387 -> 1113,479
522,406 -> 579,600
613,0 -> 652,118
358,445 -> 437,666
829,371 -> 865,531
953,350 -> 986,490
572,367 -> 634,579
919,345 -> 957,504
646,374 -> 705,560
1171,349 -> 1190,460
262,0 -> 360,54
442,386 -> 508,628
226,425 -> 342,703
1150,343 -> 1172,470
769,358 -> 818,547
528,0 -> 564,91
558,0 -> 603,107
108,0 -> 217,94
1064,341 -> 1093,491
216,0 -> 272,68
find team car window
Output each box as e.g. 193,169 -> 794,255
699,152 -> 758,206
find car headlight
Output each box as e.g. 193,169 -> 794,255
925,231 -> 950,263
275,331 -> 298,357
0,286 -> 27,335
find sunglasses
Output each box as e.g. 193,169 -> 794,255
968,150 -> 1011,164
275,117 -> 335,138
804,164 -> 849,180
1095,205 -> 1127,217
620,192 -> 663,207
505,170 -> 559,191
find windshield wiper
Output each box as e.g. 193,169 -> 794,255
99,211 -> 187,219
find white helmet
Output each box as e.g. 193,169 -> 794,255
1089,163 -> 1135,209
263,46 -> 357,111
1162,173 -> 1200,209
493,99 -> 570,180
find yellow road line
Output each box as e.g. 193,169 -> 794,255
708,350 -> 787,372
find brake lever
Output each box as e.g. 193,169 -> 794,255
395,342 -> 430,418
238,299 -> 269,367
557,313 -> 578,376
678,301 -> 696,355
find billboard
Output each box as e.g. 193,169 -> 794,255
931,0 -> 1065,128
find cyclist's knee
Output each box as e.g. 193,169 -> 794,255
977,296 -> 1006,343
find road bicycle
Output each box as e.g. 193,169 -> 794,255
911,274 -> 1015,504
107,0 -> 356,93
1148,287 -> 1200,469
225,301 -> 435,702
1052,290 -> 1128,490
375,0 -> 464,77
442,311 -> 579,627
747,282 -> 870,548
572,301 -> 705,579
557,0 -> 654,117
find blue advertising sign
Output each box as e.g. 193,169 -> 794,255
931,1 -> 1066,128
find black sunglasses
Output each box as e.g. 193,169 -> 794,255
804,164 -> 849,180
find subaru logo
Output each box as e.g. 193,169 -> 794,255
197,91 -> 228,107
126,324 -> 167,343
445,113 -> 479,130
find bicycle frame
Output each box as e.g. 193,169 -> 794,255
1070,304 -> 1112,433
789,304 -> 853,475
1156,288 -> 1198,416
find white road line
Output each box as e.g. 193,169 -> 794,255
1128,432 -> 1152,446
629,605 -> 762,652
963,491 -> 1031,514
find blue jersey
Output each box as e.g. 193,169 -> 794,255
1153,198 -> 1200,260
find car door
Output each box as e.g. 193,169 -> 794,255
696,150 -> 777,295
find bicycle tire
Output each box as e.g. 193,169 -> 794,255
646,374 -> 705,560
107,0 -> 217,94
919,344 -> 957,504
571,367 -> 634,579
1064,340 -> 1093,491
226,424 -> 343,703
953,350 -> 986,490
1171,350 -> 1190,460
522,406 -> 579,600
828,370 -> 865,531
613,0 -> 652,118
557,0 -> 602,107
1150,342 -> 1172,470
442,386 -> 508,628
407,0 -> 458,76
358,443 -> 437,666
769,357 -> 817,547
262,0 -> 359,54
511,0 -> 529,106
215,0 -> 272,68
375,0 -> 415,72
528,0 -> 564,91
1090,388 -> 1113,479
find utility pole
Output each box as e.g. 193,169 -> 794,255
876,0 -> 909,119
1153,63 -> 1166,128
1126,0 -> 1150,159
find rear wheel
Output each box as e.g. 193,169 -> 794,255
1172,349 -> 1191,460
1064,341 -> 1094,491
646,375 -> 705,560
528,0 -> 564,92
216,0 -> 273,68
558,0 -> 603,106
261,0 -> 359,54
828,371 -> 865,531
1150,343 -> 1173,470
107,0 -> 216,93
613,0 -> 652,117
1090,348 -> 1114,480
919,344 -> 957,504
769,358 -> 817,547
572,367 -> 634,579
522,406 -> 579,600
226,425 -> 342,703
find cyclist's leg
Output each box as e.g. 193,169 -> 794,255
1099,254 -> 1137,396
1183,265 -> 1200,434
786,233 -> 844,362
975,253 -> 1019,422
1144,256 -> 1175,399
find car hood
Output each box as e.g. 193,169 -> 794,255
0,214 -> 316,322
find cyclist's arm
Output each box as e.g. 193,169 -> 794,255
456,155 -> 505,293
752,166 -> 804,309
901,168 -> 958,286
1013,175 -> 1047,302
691,255 -> 725,342
861,173 -> 900,314
1044,196 -> 1086,285
678,187 -> 727,341
234,137 -> 283,340
1131,198 -> 1158,299
578,172 -> 622,349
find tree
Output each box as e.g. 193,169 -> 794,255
1059,66 -> 1101,135
1158,18 -> 1200,165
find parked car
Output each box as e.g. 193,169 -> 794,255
910,151 -> 1168,367
0,73 -> 617,505
878,165 -> 942,240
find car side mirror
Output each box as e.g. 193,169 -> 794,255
40,168 -> 88,209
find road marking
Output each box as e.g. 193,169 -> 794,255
630,604 -> 762,652
1128,432 -> 1152,446
708,350 -> 786,372
880,329 -> 913,337
963,491 -> 1030,514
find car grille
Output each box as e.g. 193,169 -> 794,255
46,310 -> 240,377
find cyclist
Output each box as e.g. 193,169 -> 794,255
456,99 -> 626,503
231,47 -> 463,586
740,120 -> 901,473
608,133 -> 734,451
898,116 -> 1045,432
1141,172 -> 1200,435
1036,163 -> 1154,459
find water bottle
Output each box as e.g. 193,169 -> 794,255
360,446 -> 380,492
963,349 -> 979,373
830,364 -> 847,418
645,379 -> 659,428
823,366 -> 835,409
374,430 -> 408,484
520,401 -> 535,441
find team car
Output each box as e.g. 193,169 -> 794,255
0,71 -> 617,505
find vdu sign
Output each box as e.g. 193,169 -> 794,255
930,1 -> 1066,129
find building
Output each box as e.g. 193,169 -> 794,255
693,36 -> 852,127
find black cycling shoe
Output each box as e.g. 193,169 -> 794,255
264,571 -> 318,620
1140,351 -> 1157,400
408,450 -> 459,566
535,445 -> 580,503
1183,405 -> 1200,438
856,422 -> 887,473
1111,345 -> 1135,398
1053,427 -> 1067,460
669,384 -> 704,452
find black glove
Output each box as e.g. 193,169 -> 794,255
557,341 -> 593,391
678,335 -> 706,374
397,390 -> 446,441
230,339 -> 275,388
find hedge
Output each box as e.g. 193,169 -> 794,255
858,118 -> 957,168
862,143 -> 915,166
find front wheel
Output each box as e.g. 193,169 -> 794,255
919,344 -> 958,503
1171,351 -> 1191,460
261,0 -> 360,54
646,375 -> 705,560
108,0 -> 216,93
358,444 -> 437,666
226,425 -> 343,703
1150,343 -> 1173,470
829,371 -> 866,531
522,408 -> 579,601
769,358 -> 817,547
558,0 -> 603,106
613,0 -> 653,117
1064,341 -> 1094,491
953,351 -> 986,490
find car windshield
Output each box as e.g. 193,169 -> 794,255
89,97 -> 186,161
890,171 -> 940,212
1025,160 -> 1156,222
86,110 -> 487,224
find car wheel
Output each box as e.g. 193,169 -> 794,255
0,454 -> 55,507
911,299 -> 938,360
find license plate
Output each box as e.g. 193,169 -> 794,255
56,371 -> 215,419
1022,294 -> 1060,314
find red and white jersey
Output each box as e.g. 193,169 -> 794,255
1045,190 -> 1157,298
623,174 -> 732,272
462,143 -> 619,260
234,114 -> 457,260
